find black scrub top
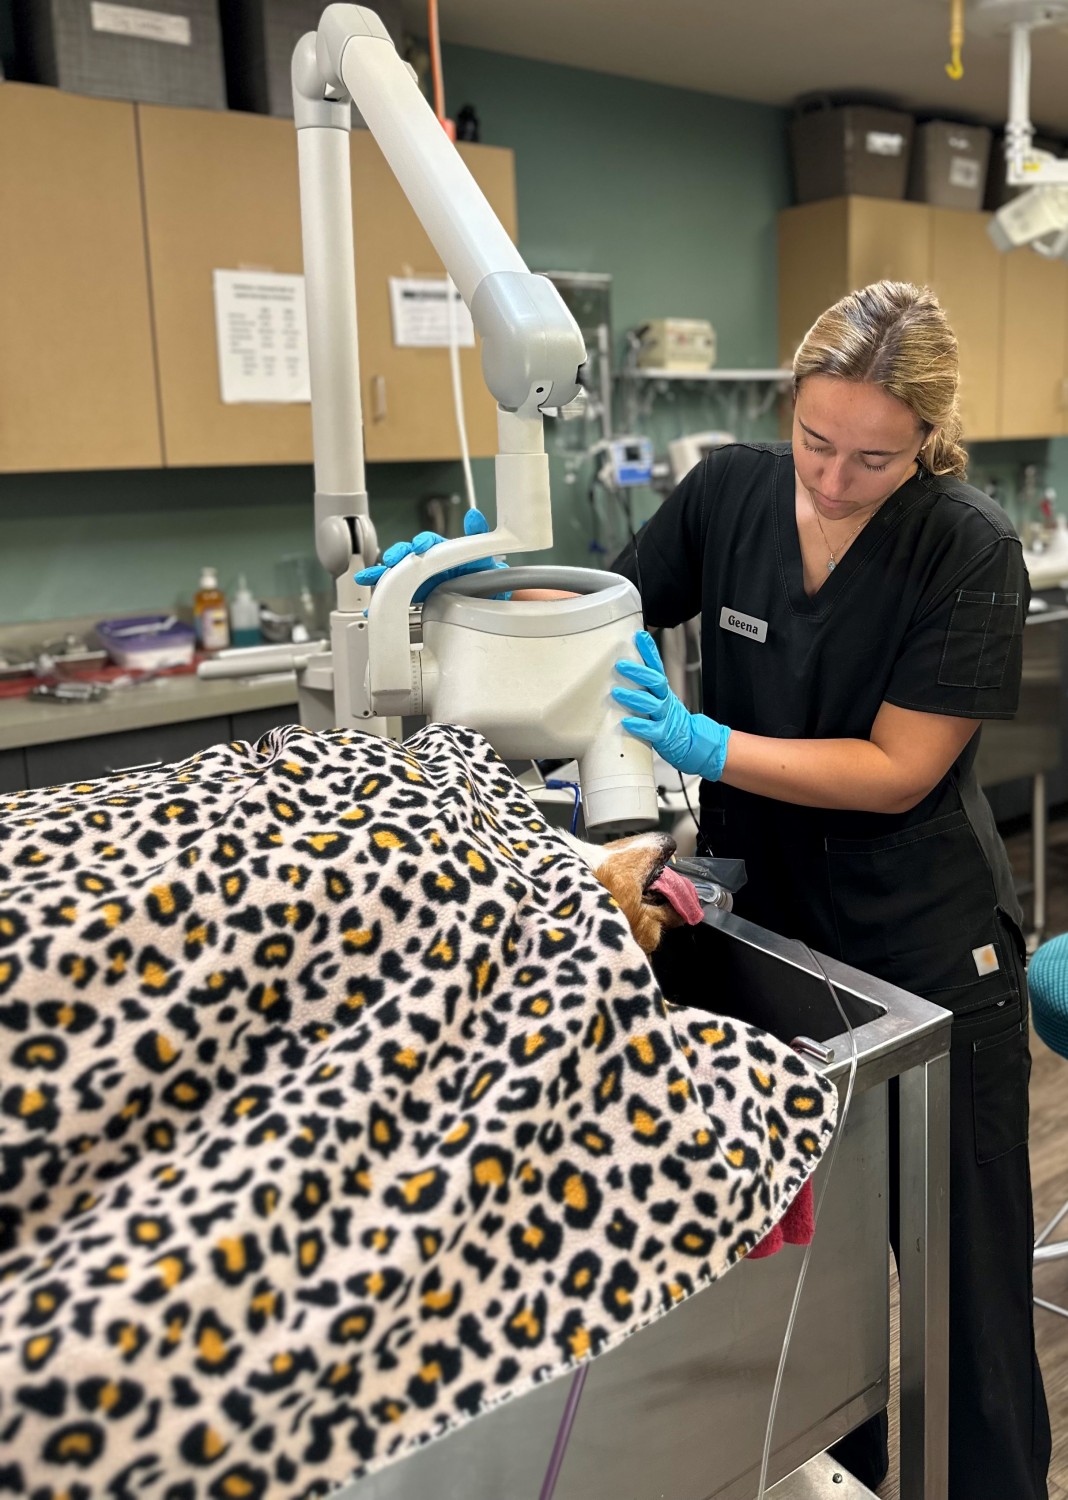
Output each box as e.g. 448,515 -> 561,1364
614,441 -> 1030,1016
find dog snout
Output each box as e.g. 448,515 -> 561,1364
656,833 -> 677,862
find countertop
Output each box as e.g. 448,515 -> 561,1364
3,577 -> 1066,757
0,671 -> 298,753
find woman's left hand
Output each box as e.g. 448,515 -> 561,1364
612,630 -> 732,781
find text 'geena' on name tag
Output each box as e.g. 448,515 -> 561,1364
719,606 -> 768,644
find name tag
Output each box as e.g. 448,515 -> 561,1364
719,606 -> 768,643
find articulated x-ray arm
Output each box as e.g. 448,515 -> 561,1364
293,6 -> 587,714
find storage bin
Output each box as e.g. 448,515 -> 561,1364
790,100 -> 914,204
13,0 -> 225,108
221,0 -> 403,119
95,615 -> 196,670
909,120 -> 992,211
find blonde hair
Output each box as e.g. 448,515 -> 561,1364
792,281 -> 967,478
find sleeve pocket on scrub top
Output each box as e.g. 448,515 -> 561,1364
938,590 -> 1020,691
973,1020 -> 1030,1165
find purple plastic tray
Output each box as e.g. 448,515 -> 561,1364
95,616 -> 196,667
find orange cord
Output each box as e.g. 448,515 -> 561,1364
428,0 -> 446,122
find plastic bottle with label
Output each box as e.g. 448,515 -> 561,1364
194,567 -> 230,651
229,575 -> 261,648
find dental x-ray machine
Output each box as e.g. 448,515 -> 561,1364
203,4 -> 658,837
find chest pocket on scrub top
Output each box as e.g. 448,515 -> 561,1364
937,590 -> 1019,690
825,808 -> 1020,1015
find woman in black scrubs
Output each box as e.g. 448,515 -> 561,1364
611,280 -> 1051,1499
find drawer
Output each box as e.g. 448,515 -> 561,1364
0,747 -> 28,794
25,716 -> 231,789
230,704 -> 299,745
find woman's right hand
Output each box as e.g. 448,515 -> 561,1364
355,506 -> 509,603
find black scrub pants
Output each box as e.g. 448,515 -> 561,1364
830,950 -> 1051,1500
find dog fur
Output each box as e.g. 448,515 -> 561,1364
559,829 -> 687,954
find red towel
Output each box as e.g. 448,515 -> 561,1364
748,1179 -> 815,1259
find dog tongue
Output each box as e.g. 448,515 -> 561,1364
650,866 -> 704,925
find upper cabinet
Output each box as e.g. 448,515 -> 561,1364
999,244 -> 1068,440
0,85 -> 162,473
137,104 -> 313,467
778,196 -> 1068,443
2,86 -> 519,473
928,208 -> 1002,441
350,132 -> 518,462
135,106 -> 518,468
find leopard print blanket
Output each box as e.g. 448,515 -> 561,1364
0,724 -> 836,1500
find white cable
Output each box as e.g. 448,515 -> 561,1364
446,274 -> 477,509
754,947 -> 859,1500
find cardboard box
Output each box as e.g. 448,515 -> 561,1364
790,103 -> 914,204
908,120 -> 992,211
221,0 -> 404,120
13,0 -> 225,109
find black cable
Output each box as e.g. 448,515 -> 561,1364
619,488 -> 646,630
678,768 -> 700,831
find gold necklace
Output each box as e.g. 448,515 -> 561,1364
807,491 -> 883,573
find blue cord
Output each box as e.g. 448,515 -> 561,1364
545,779 -> 581,834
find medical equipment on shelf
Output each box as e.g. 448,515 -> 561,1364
634,316 -> 717,372
197,3 -> 658,837
668,428 -> 736,483
600,435 -> 655,488
975,0 -> 1068,255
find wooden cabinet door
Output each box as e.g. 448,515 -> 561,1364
777,200 -> 850,367
351,133 -> 518,462
138,104 -> 312,467
778,198 -> 933,369
929,209 -> 1001,441
846,198 -> 932,292
999,248 -> 1068,439
0,85 -> 161,473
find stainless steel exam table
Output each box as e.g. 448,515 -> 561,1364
346,906 -> 951,1500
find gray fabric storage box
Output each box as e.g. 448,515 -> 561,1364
790,101 -> 914,203
221,0 -> 403,119
13,0 -> 225,108
908,120 -> 991,210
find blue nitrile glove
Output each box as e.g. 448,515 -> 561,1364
612,630 -> 732,780
354,507 -> 509,603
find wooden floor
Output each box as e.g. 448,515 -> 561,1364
876,818 -> 1068,1500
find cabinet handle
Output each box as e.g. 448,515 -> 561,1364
371,375 -> 388,424
106,759 -> 164,775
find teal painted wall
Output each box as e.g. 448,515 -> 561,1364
0,43 -> 789,625
1,37 -> 1064,627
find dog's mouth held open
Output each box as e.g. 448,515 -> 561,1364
560,829 -> 705,953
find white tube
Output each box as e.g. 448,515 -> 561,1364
1006,23 -> 1035,180
296,125 -> 364,500
447,274 -> 477,509
337,30 -> 526,306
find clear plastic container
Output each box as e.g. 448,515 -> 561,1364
229,575 -> 261,648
